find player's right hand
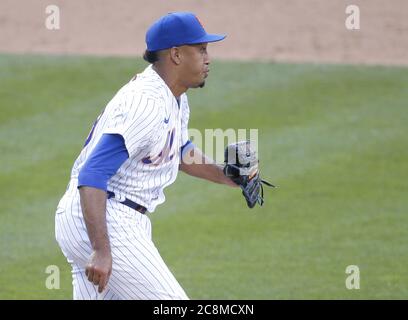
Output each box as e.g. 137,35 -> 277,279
85,249 -> 113,293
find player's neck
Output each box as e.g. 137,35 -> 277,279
152,64 -> 186,98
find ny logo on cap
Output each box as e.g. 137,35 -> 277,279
194,15 -> 205,29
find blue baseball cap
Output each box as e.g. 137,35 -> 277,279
146,12 -> 226,51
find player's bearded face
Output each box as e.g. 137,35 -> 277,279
180,43 -> 210,89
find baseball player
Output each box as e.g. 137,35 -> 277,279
54,12 -> 238,300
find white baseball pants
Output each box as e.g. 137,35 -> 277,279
55,184 -> 188,300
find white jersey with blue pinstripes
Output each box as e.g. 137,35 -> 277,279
68,64 -> 190,212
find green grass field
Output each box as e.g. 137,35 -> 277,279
1,54 -> 407,299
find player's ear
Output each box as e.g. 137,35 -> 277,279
169,47 -> 181,65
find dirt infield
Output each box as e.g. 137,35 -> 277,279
1,0 -> 407,65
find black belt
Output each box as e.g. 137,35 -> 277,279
107,191 -> 147,214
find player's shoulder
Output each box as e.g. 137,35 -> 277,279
126,65 -> 170,101
115,72 -> 166,109
104,87 -> 163,124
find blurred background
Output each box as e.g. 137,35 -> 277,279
0,0 -> 407,299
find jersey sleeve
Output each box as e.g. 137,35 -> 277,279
180,94 -> 190,147
103,92 -> 163,160
77,134 -> 129,191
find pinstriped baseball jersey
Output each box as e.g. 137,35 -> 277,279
67,64 -> 190,213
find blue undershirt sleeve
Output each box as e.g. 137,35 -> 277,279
180,140 -> 195,160
78,134 -> 129,191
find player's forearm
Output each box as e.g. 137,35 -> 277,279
188,163 -> 238,187
180,148 -> 238,187
79,186 -> 111,252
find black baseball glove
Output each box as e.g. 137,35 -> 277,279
223,141 -> 275,208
